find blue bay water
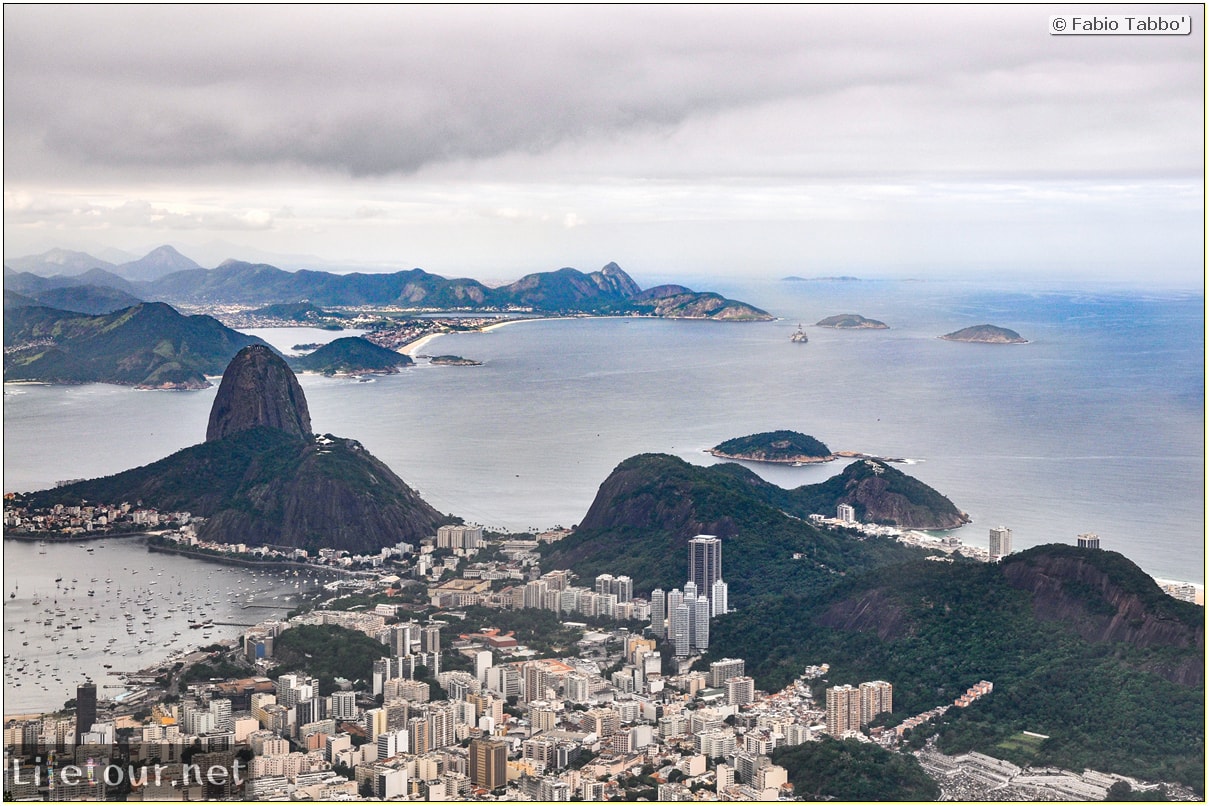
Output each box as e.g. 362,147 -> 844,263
4,281 -> 1204,613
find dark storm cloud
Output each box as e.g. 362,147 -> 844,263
7,4 -> 1198,180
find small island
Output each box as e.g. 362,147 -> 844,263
940,324 -> 1028,344
428,355 -> 482,366
710,430 -> 834,464
289,336 -> 413,375
816,313 -> 889,329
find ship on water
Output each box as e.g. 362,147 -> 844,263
791,323 -> 808,343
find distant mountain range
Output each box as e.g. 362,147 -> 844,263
6,245 -> 200,282
6,246 -> 771,319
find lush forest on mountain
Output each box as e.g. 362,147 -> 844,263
704,548 -> 1204,790
772,737 -> 940,801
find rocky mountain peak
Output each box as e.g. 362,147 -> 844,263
206,345 -> 312,442
596,262 -> 642,297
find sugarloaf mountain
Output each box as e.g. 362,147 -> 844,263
27,345 -> 448,553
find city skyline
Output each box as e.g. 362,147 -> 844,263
4,5 -> 1203,285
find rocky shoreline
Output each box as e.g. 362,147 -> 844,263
709,449 -> 909,465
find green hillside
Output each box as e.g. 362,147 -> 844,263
703,546 -> 1204,790
290,336 -> 413,374
3,301 -> 264,387
26,427 -> 448,554
540,454 -> 927,602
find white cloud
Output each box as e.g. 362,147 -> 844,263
2,5 -> 1202,283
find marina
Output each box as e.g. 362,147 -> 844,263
1,537 -> 318,714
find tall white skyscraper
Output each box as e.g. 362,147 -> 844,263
670,602 -> 691,657
689,536 -> 723,604
988,526 -> 1012,561
693,595 -> 710,650
710,579 -> 729,616
667,588 -> 684,622
650,589 -> 666,639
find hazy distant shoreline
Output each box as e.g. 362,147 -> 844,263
402,315 -> 570,356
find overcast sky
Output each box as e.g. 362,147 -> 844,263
4,5 -> 1204,285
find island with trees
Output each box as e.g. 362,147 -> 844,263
940,324 -> 1028,344
815,313 -> 889,329
709,430 -> 834,464
428,355 -> 482,366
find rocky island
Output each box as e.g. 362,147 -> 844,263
816,313 -> 889,329
289,336 -> 413,375
941,324 -> 1028,344
710,430 -> 834,464
428,354 -> 482,366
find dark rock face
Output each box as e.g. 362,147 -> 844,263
816,588 -> 911,641
1001,552 -> 1204,685
193,434 -> 446,554
207,345 -> 312,442
835,460 -> 970,529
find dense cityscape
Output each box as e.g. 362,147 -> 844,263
3,516 -> 1197,801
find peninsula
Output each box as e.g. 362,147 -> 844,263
940,324 -> 1028,344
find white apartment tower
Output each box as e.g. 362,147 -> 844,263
837,503 -> 856,523
670,602 -> 691,657
988,526 -> 1013,561
693,595 -> 710,650
710,579 -> 729,616
650,589 -> 666,639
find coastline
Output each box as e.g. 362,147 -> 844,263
402,315 -> 570,357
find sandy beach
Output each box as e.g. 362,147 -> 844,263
401,316 -> 568,357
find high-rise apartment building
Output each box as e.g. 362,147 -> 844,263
825,684 -> 861,736
670,602 -> 691,657
837,503 -> 856,523
710,579 -> 729,616
650,589 -> 666,639
388,623 -> 414,656
859,680 -> 893,724
688,535 -> 722,604
332,690 -> 357,721
595,574 -> 615,596
725,676 -> 755,707
988,526 -> 1012,561
470,738 -> 507,790
693,595 -> 711,650
827,681 -> 893,735
708,658 -> 745,688
75,682 -> 97,745
420,625 -> 441,654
